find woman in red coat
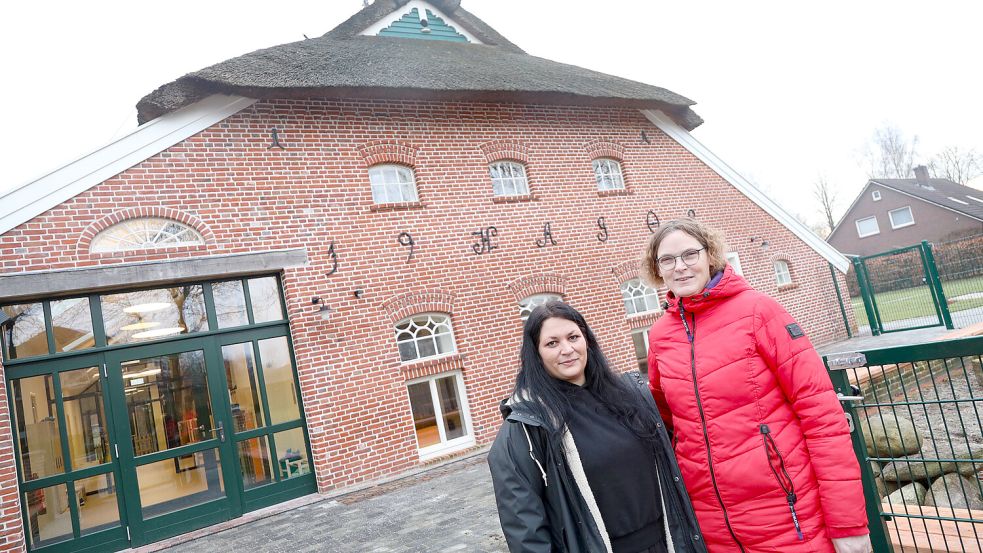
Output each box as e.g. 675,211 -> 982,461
642,218 -> 871,553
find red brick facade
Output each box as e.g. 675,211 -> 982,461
0,98 -> 854,551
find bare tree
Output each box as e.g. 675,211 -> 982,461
863,124 -> 919,178
813,175 -> 838,237
928,146 -> 983,184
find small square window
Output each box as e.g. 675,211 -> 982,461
888,207 -> 914,229
592,159 -> 625,191
855,216 -> 880,238
368,164 -> 419,204
489,161 -> 529,197
871,190 -> 881,201
407,372 -> 474,457
774,260 -> 792,286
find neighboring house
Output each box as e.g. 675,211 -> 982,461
0,1 -> 852,551
828,165 -> 983,256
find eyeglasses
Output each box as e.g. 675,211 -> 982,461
657,248 -> 705,271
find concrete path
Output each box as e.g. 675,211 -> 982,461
156,454 -> 508,553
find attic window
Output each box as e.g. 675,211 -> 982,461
948,196 -> 970,205
91,218 -> 204,253
871,190 -> 881,201
370,4 -> 473,43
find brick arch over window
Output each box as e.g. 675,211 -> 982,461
584,139 -> 626,161
507,274 -> 567,302
357,140 -> 420,168
77,207 -> 214,255
381,289 -> 457,323
610,259 -> 641,285
478,140 -> 531,164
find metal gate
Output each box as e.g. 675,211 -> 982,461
852,241 -> 954,335
825,336 -> 983,552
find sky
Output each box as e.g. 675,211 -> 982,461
3,0 -> 981,229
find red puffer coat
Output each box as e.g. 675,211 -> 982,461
647,265 -> 867,552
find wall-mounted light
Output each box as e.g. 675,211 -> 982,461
311,297 -> 333,321
750,237 -> 770,252
353,289 -> 364,299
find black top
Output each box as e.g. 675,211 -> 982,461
563,384 -> 666,553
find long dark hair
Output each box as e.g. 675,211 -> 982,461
514,301 -> 662,445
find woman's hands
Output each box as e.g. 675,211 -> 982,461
832,534 -> 872,553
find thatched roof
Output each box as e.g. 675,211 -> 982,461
137,0 -> 702,129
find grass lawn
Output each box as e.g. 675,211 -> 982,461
850,275 -> 983,326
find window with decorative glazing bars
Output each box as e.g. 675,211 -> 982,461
394,313 -> 456,362
518,294 -> 561,321
91,218 -> 203,252
621,278 -> 660,315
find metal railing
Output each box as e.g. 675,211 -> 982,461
826,336 -> 983,552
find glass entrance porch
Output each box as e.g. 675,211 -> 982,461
3,275 -> 316,552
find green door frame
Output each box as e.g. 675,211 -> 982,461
104,336 -> 239,547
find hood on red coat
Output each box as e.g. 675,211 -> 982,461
663,264 -> 752,315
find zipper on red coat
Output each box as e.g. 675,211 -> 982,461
680,301 -> 746,552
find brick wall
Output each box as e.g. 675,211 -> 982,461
0,98 -> 851,549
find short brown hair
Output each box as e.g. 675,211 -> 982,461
640,218 -> 729,287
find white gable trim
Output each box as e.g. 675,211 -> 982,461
642,109 -> 851,273
0,95 -> 257,235
826,180 -> 875,241
358,0 -> 482,43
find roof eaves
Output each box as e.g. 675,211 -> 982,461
642,109 -> 850,272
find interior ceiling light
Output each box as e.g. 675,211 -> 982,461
132,327 -> 185,339
120,321 -> 162,331
124,368 -> 162,379
123,302 -> 171,314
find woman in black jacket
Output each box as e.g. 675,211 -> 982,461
488,301 -> 706,553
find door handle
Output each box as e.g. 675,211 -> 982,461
216,421 -> 225,443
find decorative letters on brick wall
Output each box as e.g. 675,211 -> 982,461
536,222 -> 557,248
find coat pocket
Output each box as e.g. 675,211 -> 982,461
759,424 -> 805,541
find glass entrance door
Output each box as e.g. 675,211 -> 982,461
105,338 -> 238,547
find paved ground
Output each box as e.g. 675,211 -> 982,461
159,454 -> 508,553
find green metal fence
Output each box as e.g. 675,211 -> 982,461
847,241 -> 955,337
825,336 -> 983,552
933,233 -> 983,330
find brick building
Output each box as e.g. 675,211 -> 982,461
0,1 -> 852,551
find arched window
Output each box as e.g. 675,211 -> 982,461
489,161 -> 529,196
368,164 -> 419,204
774,260 -> 793,286
621,278 -> 660,315
592,158 -> 625,191
91,218 -> 203,252
394,313 -> 456,362
518,294 -> 562,321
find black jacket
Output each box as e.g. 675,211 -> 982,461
487,375 -> 707,553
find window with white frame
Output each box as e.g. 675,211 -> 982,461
368,164 -> 419,204
855,216 -> 880,238
91,218 -> 204,253
394,313 -> 455,362
406,372 -> 473,456
872,190 -> 882,201
518,294 -> 562,321
489,161 -> 529,197
888,206 -> 914,229
631,328 -> 651,377
621,278 -> 660,315
725,252 -> 743,275
592,158 -> 625,191
774,260 -> 792,286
